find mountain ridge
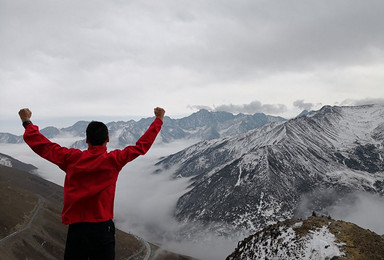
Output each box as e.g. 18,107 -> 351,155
0,109 -> 285,149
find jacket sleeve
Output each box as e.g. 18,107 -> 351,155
23,123 -> 72,171
113,117 -> 163,169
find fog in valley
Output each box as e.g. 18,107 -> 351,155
294,186 -> 384,236
328,192 -> 384,235
1,136 -> 242,259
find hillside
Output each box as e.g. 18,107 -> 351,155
226,215 -> 384,260
0,165 -> 194,260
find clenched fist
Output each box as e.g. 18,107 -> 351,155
19,108 -> 32,122
154,107 -> 165,121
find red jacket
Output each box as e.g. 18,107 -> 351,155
23,118 -> 163,224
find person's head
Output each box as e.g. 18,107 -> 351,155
86,121 -> 109,146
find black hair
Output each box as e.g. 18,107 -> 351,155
86,121 -> 109,146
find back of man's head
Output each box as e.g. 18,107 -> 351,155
86,121 -> 109,146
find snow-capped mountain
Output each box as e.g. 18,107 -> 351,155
226,215 -> 384,260
155,105 -> 384,235
0,109 -> 285,149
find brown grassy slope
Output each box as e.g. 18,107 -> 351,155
0,181 -> 38,239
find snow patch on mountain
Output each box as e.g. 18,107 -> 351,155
0,155 -> 12,167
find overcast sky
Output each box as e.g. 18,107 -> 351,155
1,0 -> 384,132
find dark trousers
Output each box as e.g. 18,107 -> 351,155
64,220 -> 115,260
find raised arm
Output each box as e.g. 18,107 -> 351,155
112,107 -> 165,169
18,108 -> 73,170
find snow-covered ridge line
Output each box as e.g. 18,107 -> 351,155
0,109 -> 285,149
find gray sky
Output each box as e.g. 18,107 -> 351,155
1,0 -> 384,132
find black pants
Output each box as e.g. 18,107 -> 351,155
64,220 -> 115,260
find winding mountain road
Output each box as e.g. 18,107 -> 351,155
0,196 -> 44,244
127,235 -> 152,260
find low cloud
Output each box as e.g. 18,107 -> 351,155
293,99 -> 321,111
189,100 -> 287,115
293,187 -> 341,220
187,105 -> 212,111
295,188 -> 384,236
340,98 -> 384,106
327,192 -> 384,235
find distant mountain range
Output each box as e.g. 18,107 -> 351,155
155,105 -> 384,236
0,109 -> 285,149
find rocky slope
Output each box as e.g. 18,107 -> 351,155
226,215 -> 384,260
155,105 -> 384,235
